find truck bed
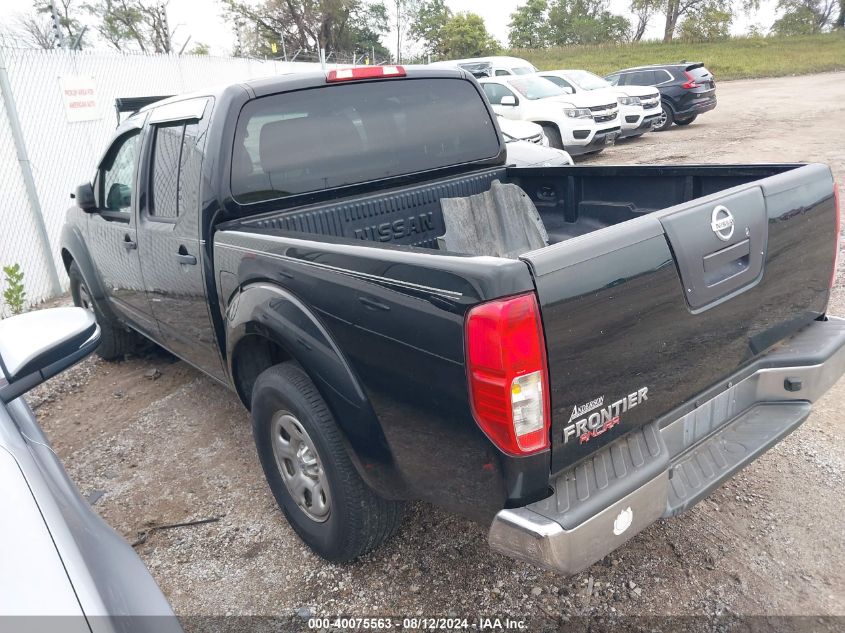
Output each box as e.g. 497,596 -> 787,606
217,162 -> 837,478
221,164 -> 802,251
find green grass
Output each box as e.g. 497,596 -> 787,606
510,32 -> 845,81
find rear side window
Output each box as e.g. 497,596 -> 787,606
149,121 -> 203,219
230,78 -> 499,204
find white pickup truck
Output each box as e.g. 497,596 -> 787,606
538,70 -> 660,138
538,69 -> 661,140
479,74 -> 621,156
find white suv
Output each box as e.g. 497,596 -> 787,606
538,69 -> 661,139
479,75 -> 621,156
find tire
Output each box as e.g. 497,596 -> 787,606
68,261 -> 138,360
674,114 -> 698,126
654,104 -> 674,131
540,124 -> 563,150
251,362 -> 404,562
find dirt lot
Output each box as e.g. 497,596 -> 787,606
31,73 -> 845,626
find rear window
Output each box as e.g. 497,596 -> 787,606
231,78 -> 499,203
688,66 -> 712,80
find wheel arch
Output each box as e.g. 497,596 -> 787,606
60,223 -> 110,307
226,282 -> 395,472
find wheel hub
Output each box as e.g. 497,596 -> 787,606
271,412 -> 331,522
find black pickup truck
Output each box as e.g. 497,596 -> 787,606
61,66 -> 843,574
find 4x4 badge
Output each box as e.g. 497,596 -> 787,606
711,205 -> 735,241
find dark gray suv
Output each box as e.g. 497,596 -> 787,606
605,62 -> 716,131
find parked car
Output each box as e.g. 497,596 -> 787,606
429,55 -> 537,77
61,65 -> 843,576
0,307 -> 181,629
497,117 -> 574,167
479,74 -> 621,155
605,62 -> 716,131
538,69 -> 661,139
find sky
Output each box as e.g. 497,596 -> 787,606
0,0 -> 779,57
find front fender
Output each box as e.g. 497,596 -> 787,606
226,282 -> 401,493
60,213 -> 111,311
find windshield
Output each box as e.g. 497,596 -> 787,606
508,76 -> 565,100
565,70 -> 611,90
511,66 -> 536,75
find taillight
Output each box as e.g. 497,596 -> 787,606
466,293 -> 550,455
326,65 -> 406,83
833,182 -> 841,289
681,71 -> 698,89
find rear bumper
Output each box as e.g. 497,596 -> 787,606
489,317 -> 845,575
676,97 -> 717,118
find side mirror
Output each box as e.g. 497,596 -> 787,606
500,95 -> 518,107
75,182 -> 97,212
0,307 -> 100,404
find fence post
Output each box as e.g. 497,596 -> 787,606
0,49 -> 62,296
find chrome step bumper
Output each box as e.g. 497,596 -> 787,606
489,317 -> 845,575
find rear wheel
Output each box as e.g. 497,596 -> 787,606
540,124 -> 563,150
68,261 -> 138,360
654,104 -> 674,131
674,114 -> 698,126
251,362 -> 404,562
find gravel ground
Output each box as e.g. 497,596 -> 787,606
28,73 -> 845,628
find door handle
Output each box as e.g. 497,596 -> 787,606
358,297 -> 390,311
176,245 -> 197,265
122,234 -> 137,250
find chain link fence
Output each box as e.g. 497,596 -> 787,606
0,47 -> 350,311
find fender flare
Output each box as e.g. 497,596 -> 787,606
226,282 -> 395,469
59,220 -> 114,317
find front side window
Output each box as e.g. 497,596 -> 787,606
231,78 -> 499,204
101,131 -> 140,212
483,83 -> 517,105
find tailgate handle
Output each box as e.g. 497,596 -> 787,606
702,239 -> 750,285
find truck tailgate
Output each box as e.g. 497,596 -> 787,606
521,163 -> 838,473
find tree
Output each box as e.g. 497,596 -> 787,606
15,15 -> 56,48
508,0 -> 550,48
84,0 -> 175,52
836,0 -> 844,27
677,3 -> 732,39
410,0 -> 451,56
630,0 -> 661,41
222,0 -> 388,59
771,0 -> 837,34
189,41 -> 210,55
33,0 -> 86,47
439,12 -> 499,58
547,0 -> 630,45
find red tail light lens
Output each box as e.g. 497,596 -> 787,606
326,65 -> 406,83
833,182 -> 841,289
681,71 -> 698,89
466,293 -> 550,455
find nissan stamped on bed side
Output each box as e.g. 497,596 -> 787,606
61,65 -> 844,574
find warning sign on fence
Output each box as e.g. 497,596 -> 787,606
59,75 -> 100,122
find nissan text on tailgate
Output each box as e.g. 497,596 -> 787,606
60,65 -> 844,573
